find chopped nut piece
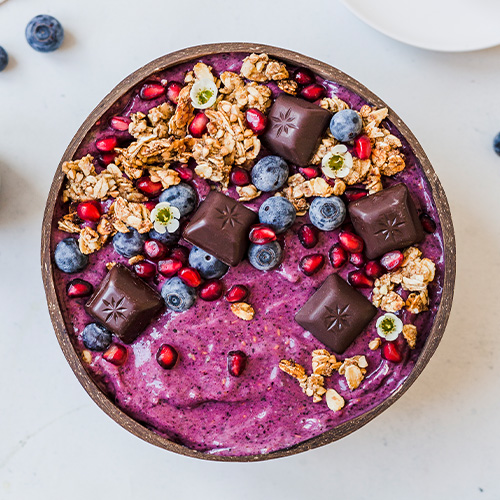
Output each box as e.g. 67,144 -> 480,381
403,324 -> 418,349
325,388 -> 345,411
106,262 -> 117,271
81,350 -> 92,364
236,184 -> 261,201
277,79 -> 298,95
369,338 -> 382,350
339,355 -> 368,390
279,359 -> 307,382
128,255 -> 144,265
230,302 -> 255,321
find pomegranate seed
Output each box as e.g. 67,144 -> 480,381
227,350 -> 247,377
98,152 -> 117,166
382,342 -> 402,363
298,224 -> 319,249
137,177 -> 163,197
110,116 -> 130,131
225,284 -> 249,303
344,188 -> 368,203
329,244 -> 348,268
420,213 -> 436,233
380,250 -> 404,271
299,167 -> 319,179
245,108 -> 267,135
349,252 -> 365,268
103,344 -> 127,366
169,246 -> 189,266
140,83 -> 165,100
77,200 -> 101,222
230,168 -> 251,186
134,261 -> 157,279
354,135 -> 372,160
199,279 -> 224,301
166,81 -> 182,104
293,67 -> 315,86
299,254 -> 325,276
339,230 -> 364,253
174,164 -> 194,181
348,270 -> 373,288
143,240 -> 168,260
189,112 -> 209,138
178,267 -> 202,288
365,260 -> 384,279
300,83 -> 326,102
143,201 -> 156,211
156,344 -> 178,369
158,258 -> 183,277
249,224 -> 277,245
96,136 -> 118,152
66,279 -> 93,298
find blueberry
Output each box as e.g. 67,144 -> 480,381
248,241 -> 283,271
161,277 -> 196,312
159,182 -> 197,217
0,47 -> 8,72
493,132 -> 500,156
329,109 -> 363,142
26,15 -> 64,53
189,246 -> 229,279
309,196 -> 346,231
251,156 -> 289,192
54,237 -> 89,273
112,229 -> 147,258
82,323 -> 112,351
149,227 -> 180,245
258,196 -> 296,234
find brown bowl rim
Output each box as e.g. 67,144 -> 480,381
41,42 -> 456,462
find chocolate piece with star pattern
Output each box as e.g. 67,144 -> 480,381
85,264 -> 164,344
348,183 -> 424,260
295,274 -> 376,354
183,191 -> 257,266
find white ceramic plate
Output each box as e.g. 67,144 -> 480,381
341,0 -> 500,52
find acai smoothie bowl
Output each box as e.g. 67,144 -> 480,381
41,43 -> 455,461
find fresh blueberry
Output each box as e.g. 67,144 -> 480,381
112,229 -> 147,258
493,132 -> 500,156
54,237 -> 88,273
161,276 -> 196,312
149,227 -> 180,245
82,323 -> 112,351
189,246 -> 229,279
330,109 -> 363,142
248,241 -> 283,271
309,196 -> 346,231
258,196 -> 296,234
0,47 -> 8,72
158,182 -> 197,217
251,156 -> 289,192
25,15 -> 64,53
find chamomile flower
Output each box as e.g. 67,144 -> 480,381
190,78 -> 218,109
321,144 -> 353,179
150,202 -> 181,234
376,313 -> 403,341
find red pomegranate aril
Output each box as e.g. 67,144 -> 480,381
344,188 -> 368,203
230,168 -> 251,186
134,261 -> 157,279
66,279 -> 93,298
227,350 -> 247,377
420,213 -> 437,233
245,108 -> 267,135
174,164 -> 194,181
158,258 -> 183,278
103,345 -> 128,366
380,250 -> 404,271
77,200 -> 101,222
110,116 -> 130,131
96,136 -> 118,152
365,260 -> 384,279
354,135 -> 372,160
143,201 -> 156,211
178,267 -> 202,288
300,83 -> 326,102
98,152 -> 117,166
329,243 -> 348,269
348,270 -> 373,288
199,279 -> 224,301
249,224 -> 277,245
156,344 -> 178,369
137,177 -> 163,197
225,284 -> 249,303
299,167 -> 319,179
293,67 -> 315,86
189,112 -> 209,138
339,230 -> 364,253
349,252 -> 366,268
300,254 -> 325,276
382,342 -> 402,363
140,83 -> 165,100
143,239 -> 168,260
167,81 -> 182,104
170,246 -> 189,266
298,224 -> 319,249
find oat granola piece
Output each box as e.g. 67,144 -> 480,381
58,212 -> 81,234
310,131 -> 338,165
311,349 -> 341,376
369,338 -> 382,350
406,290 -> 429,314
128,255 -> 144,266
240,53 -> 289,82
219,72 -> 272,111
230,302 -> 255,321
380,291 -> 405,313
168,84 -> 195,137
338,355 -> 368,390
325,388 -> 345,412
402,324 -> 418,349
300,374 -> 327,403
236,184 -> 261,202
148,166 -> 181,190
278,359 -> 308,383
277,79 -> 298,95
111,196 -> 152,234
78,226 -> 103,255
320,96 -> 349,113
105,261 -> 117,271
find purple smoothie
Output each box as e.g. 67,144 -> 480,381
50,53 -> 445,457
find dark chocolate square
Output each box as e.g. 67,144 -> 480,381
295,274 -> 376,354
262,94 -> 331,167
348,184 -> 424,260
85,264 -> 164,344
183,191 -> 257,267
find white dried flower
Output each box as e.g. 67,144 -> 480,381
190,78 -> 218,109
150,202 -> 180,234
376,313 -> 403,341
321,144 -> 353,179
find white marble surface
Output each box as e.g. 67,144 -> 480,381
1,0 -> 499,498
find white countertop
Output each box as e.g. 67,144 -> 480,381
1,0 -> 499,498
